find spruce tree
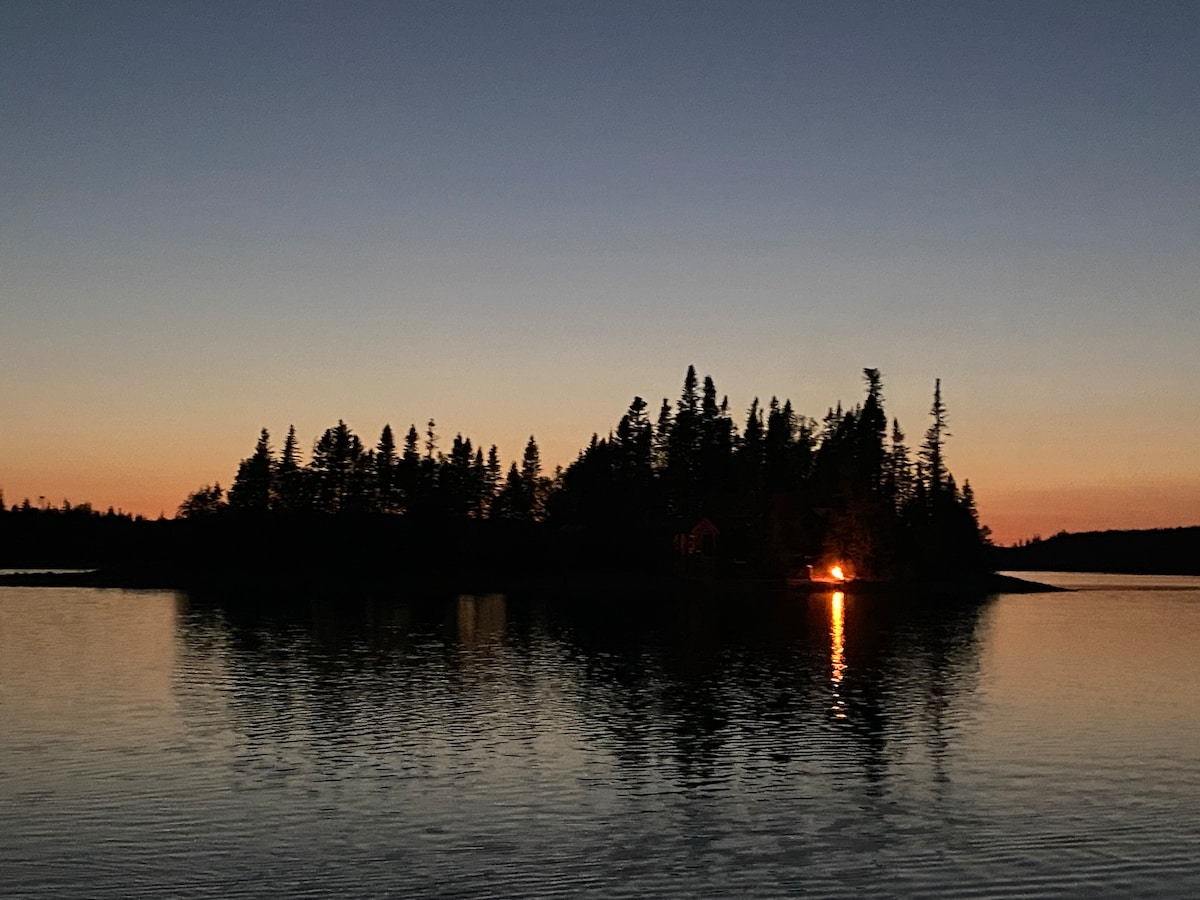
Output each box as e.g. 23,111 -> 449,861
886,418 -> 913,511
493,462 -> 526,520
376,424 -> 399,512
397,425 -> 420,514
920,379 -> 950,500
484,445 -> 501,517
310,421 -> 363,513
652,398 -> 673,472
228,428 -> 274,512
521,435 -> 544,520
274,425 -> 303,511
666,365 -> 701,513
857,368 -> 888,491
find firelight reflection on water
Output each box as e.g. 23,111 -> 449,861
2,576 -> 1200,898
828,590 -> 847,719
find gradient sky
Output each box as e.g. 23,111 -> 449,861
2,1 -> 1197,544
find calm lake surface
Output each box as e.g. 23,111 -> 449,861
3,573 -> 1199,898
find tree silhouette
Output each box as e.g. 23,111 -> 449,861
521,435 -> 546,521
274,425 -> 304,511
920,378 -> 949,501
178,482 -> 226,518
310,421 -> 364,514
228,428 -> 274,512
375,424 -> 400,513
168,364 -> 992,582
484,445 -> 502,516
666,365 -> 702,515
493,462 -> 527,521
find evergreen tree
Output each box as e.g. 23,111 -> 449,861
493,462 -> 527,520
397,424 -> 420,512
960,480 -> 991,544
764,396 -> 796,489
424,419 -> 438,460
615,396 -> 653,486
793,414 -> 817,481
310,420 -> 364,513
856,368 -> 888,492
228,428 -> 274,512
417,419 -> 439,512
697,378 -> 734,494
920,378 -> 950,500
274,425 -> 304,511
345,446 -> 378,513
886,418 -> 913,510
652,398 -> 673,472
470,447 -> 486,518
442,433 -> 476,517
375,424 -> 400,512
521,435 -> 545,520
666,365 -> 702,513
483,444 -> 501,517
742,397 -> 764,458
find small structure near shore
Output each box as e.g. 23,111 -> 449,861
674,517 -> 720,558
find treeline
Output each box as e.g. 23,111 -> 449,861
993,526 -> 1200,575
180,422 -> 551,522
0,498 -> 143,569
181,367 -> 989,580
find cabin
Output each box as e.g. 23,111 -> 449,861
674,517 -> 720,558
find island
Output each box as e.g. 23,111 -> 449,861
0,367 -> 1062,595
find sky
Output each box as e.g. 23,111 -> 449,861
2,0 -> 1197,544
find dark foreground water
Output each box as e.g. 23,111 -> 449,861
2,573 -> 1199,898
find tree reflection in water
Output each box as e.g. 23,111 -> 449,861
175,582 -> 992,795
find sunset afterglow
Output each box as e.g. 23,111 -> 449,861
2,3 -> 1196,544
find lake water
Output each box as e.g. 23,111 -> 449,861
2,573 -> 1199,898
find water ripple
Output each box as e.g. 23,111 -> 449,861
2,584 -> 1200,897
